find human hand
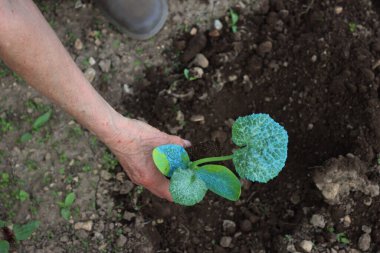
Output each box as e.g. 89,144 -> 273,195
102,115 -> 191,201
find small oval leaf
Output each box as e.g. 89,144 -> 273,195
64,192 -> 76,207
232,113 -> 288,183
32,110 -> 52,130
169,169 -> 207,206
152,144 -> 190,177
195,165 -> 241,201
0,240 -> 10,253
14,220 -> 40,241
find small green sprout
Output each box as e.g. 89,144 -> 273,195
58,192 -> 76,220
0,220 -> 40,253
183,68 -> 199,81
336,232 -> 350,244
16,190 -> 29,202
229,9 -> 239,33
348,22 -> 357,33
32,109 -> 52,131
153,113 -> 288,206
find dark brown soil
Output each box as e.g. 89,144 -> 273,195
119,0 -> 380,252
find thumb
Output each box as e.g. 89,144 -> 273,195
166,135 -> 192,148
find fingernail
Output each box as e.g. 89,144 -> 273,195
183,140 -> 192,148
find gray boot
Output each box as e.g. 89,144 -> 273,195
95,0 -> 168,40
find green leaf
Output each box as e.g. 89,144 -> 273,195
32,110 -> 52,130
170,169 -> 207,206
0,220 -> 7,228
153,144 -> 190,177
229,9 -> 239,25
17,190 -> 29,202
195,165 -> 241,201
20,132 -> 33,143
64,192 -> 75,207
61,208 -> 71,220
13,220 -> 40,241
184,68 -> 190,80
0,240 -> 9,253
232,113 -> 288,183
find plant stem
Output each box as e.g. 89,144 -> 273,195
192,154 -> 234,167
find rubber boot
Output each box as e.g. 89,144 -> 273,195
95,0 -> 168,40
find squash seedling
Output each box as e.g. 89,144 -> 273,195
58,192 -> 76,220
229,9 -> 239,33
152,113 -> 288,206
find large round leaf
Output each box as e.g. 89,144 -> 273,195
152,144 -> 190,177
232,113 -> 288,183
169,169 -> 207,206
195,165 -> 241,201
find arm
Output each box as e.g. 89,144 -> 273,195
0,0 -> 190,201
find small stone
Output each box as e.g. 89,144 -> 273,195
74,38 -> 83,50
190,27 -> 198,36
74,0 -> 83,9
89,57 -> 96,66
335,6 -> 343,15
257,41 -> 273,55
123,84 -> 134,95
123,211 -> 136,221
342,215 -> 351,227
299,240 -> 313,253
192,53 -> 209,68
99,59 -> 111,73
100,170 -> 112,181
239,219 -> 252,232
60,235 -> 69,242
311,55 -> 317,62
310,214 -> 326,228
362,225 -> 372,234
84,68 -> 96,82
211,130 -> 227,144
119,180 -> 134,194
116,172 -> 125,182
116,235 -> 127,247
220,236 -> 232,248
190,114 -> 205,123
223,220 -> 236,234
214,19 -> 223,30
209,29 -> 221,37
249,55 -> 263,72
74,221 -> 93,231
358,233 -> 371,251
192,67 -> 204,79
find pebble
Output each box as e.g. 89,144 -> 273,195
310,214 -> 326,228
362,225 -> 372,234
258,41 -> 273,55
88,57 -> 96,66
119,180 -> 134,194
74,221 -> 93,231
100,170 -> 112,181
84,68 -> 96,82
223,220 -> 236,234
311,55 -> 317,62
358,233 -> 371,251
192,53 -> 209,68
342,215 -> 351,227
190,114 -> 205,123
239,219 -> 253,232
74,38 -> 83,50
211,130 -> 227,144
190,27 -> 198,36
299,240 -> 313,253
214,19 -> 223,30
249,55 -> 263,72
192,67 -> 204,79
209,29 -> 221,37
123,211 -> 136,221
220,236 -> 232,248
335,6 -> 343,15
99,59 -> 111,73
116,235 -> 127,247
115,172 -> 125,182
